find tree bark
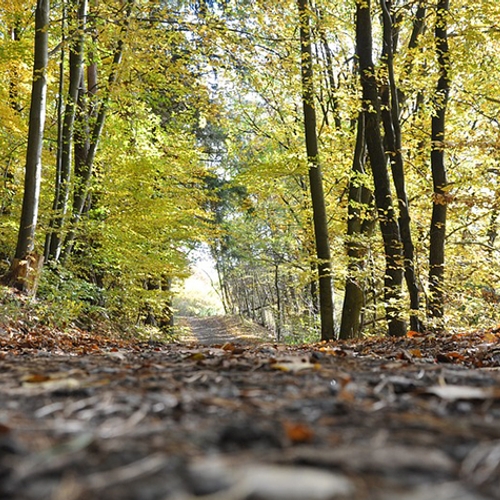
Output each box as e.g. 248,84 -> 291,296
298,0 -> 335,340
46,0 -> 88,262
44,4 -> 66,261
62,0 -> 133,262
380,0 -> 421,332
408,1 -> 427,51
315,8 -> 341,130
340,114 -> 375,339
8,23 -> 23,112
428,0 -> 450,319
356,0 -> 406,336
4,0 -> 50,293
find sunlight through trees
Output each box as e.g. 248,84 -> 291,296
1,0 -> 500,339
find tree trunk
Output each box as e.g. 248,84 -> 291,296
8,23 -> 23,112
297,175 -> 320,316
62,0 -> 133,262
4,0 -> 50,293
428,0 -> 450,319
356,0 -> 406,336
340,114 -> 375,339
160,275 -> 174,331
380,0 -> 421,332
46,0 -> 88,262
44,4 -> 66,261
274,263 -> 284,341
315,8 -> 341,130
298,0 -> 335,341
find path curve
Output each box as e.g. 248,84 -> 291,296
178,315 -> 273,345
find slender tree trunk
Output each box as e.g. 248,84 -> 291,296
46,0 -> 88,262
356,0 -> 406,336
8,23 -> 23,112
487,207 -> 498,249
340,114 -> 375,339
315,8 -> 341,130
297,176 -> 320,315
380,0 -> 421,332
44,5 -> 66,261
4,0 -> 50,293
160,275 -> 174,331
274,263 -> 283,341
428,0 -> 450,319
62,0 -> 133,262
409,1 -> 427,47
214,254 -> 231,314
298,0 -> 335,340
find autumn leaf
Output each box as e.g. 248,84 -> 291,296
270,358 -> 320,372
283,421 -> 315,443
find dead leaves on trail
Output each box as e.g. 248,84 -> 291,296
2,312 -> 500,370
315,327 -> 500,368
2,321 -> 500,499
0,321 -> 138,356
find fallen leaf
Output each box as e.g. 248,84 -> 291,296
187,352 -> 206,361
188,460 -> 353,500
222,342 -> 246,354
408,348 -> 423,358
424,385 -> 500,401
436,351 -> 466,363
22,377 -> 82,390
22,373 -> 52,384
270,358 -> 319,372
407,330 -> 421,338
482,332 -> 500,344
283,421 -> 315,443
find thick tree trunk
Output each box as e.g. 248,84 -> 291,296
46,0 -> 88,262
298,0 -> 335,340
428,0 -> 450,319
356,0 -> 406,336
4,0 -> 50,293
380,0 -> 421,332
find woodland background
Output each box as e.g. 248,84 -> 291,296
1,0 -> 500,342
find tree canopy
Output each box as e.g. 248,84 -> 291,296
1,0 -> 500,339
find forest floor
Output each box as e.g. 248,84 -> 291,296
1,314 -> 500,499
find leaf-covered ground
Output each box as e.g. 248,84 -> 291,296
1,315 -> 500,499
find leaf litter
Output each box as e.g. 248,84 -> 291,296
1,318 -> 500,499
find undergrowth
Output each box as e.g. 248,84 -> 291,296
0,269 -> 178,343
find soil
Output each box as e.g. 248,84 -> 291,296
1,315 -> 500,500
178,315 -> 274,345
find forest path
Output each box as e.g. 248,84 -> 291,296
2,324 -> 500,500
177,314 -> 274,345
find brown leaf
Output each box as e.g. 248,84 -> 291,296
22,373 -> 52,383
283,421 -> 315,443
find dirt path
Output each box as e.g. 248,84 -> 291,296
177,315 -> 274,345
